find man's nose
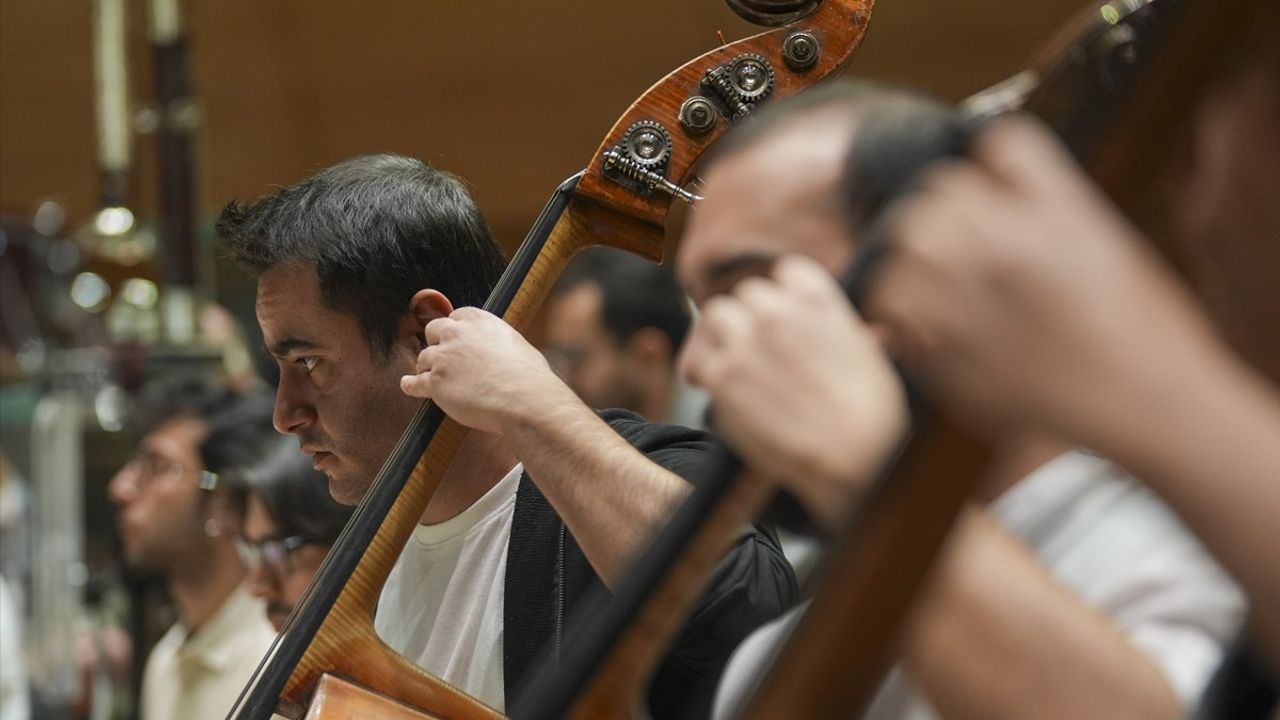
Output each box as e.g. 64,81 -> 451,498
245,556 -> 275,599
273,374 -> 315,436
107,465 -> 138,506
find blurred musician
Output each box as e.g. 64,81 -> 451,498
543,248 -> 703,426
674,83 -> 1247,719
233,435 -> 354,632
107,374 -> 277,720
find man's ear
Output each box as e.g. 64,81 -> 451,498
625,327 -> 674,367
206,492 -> 243,539
400,289 -> 455,351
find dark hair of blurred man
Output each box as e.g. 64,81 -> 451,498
107,374 -> 277,720
543,247 -> 697,424
233,435 -> 354,631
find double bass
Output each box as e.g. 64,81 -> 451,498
228,1 -> 874,717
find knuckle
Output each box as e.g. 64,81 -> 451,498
701,297 -> 734,325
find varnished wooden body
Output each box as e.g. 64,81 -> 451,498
303,674 -> 443,720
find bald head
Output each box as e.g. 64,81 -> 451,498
680,105 -> 862,304
678,82 -> 962,305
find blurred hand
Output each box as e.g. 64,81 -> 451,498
680,255 -> 908,529
400,307 -> 575,434
866,115 -> 1224,442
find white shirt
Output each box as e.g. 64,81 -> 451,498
991,451 -> 1243,703
140,582 -> 276,720
374,463 -> 522,712
714,451 -> 1246,718
0,575 -> 28,720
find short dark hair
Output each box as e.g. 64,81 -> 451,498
552,248 -> 690,352
216,154 -> 506,358
707,80 -> 966,233
839,92 -> 967,229
136,372 -> 277,480
237,436 -> 353,544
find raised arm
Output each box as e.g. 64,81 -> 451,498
868,116 -> 1280,663
400,305 -> 699,586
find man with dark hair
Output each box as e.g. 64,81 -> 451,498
544,247 -> 702,425
234,436 -> 354,631
217,154 -> 794,716
674,82 -> 1242,718
107,374 -> 277,720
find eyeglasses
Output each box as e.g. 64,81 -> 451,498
235,534 -> 309,580
122,451 -> 219,492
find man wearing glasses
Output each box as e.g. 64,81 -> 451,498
107,375 -> 278,720
233,436 -> 354,631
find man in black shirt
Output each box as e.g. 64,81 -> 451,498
218,155 -> 795,716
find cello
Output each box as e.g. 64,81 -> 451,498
227,1 -> 873,717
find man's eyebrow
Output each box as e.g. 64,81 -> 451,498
265,337 -> 321,358
704,253 -> 776,286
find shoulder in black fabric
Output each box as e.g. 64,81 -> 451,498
505,407 -> 797,717
505,408 -> 719,702
503,477 -> 557,703
595,408 -> 720,483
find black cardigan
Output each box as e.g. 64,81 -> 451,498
502,409 -> 798,718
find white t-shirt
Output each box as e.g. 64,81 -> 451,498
714,451 -> 1246,718
0,575 -> 28,720
374,463 -> 522,712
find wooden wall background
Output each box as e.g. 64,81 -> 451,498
1,0 -> 1084,256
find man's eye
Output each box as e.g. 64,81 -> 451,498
298,357 -> 319,373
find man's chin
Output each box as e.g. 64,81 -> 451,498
326,474 -> 367,506
120,546 -> 165,576
311,455 -> 359,505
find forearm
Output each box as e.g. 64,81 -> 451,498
1073,344 -> 1280,662
903,510 -> 1180,720
501,385 -> 692,587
